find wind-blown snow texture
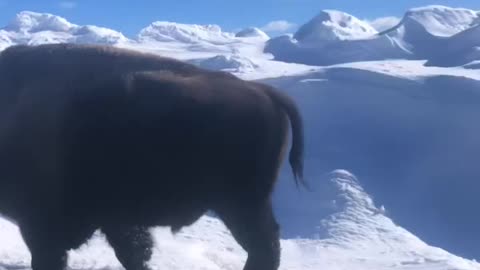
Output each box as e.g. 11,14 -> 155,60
1,5 -> 480,268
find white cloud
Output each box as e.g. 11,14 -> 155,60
261,20 -> 297,33
366,16 -> 401,32
59,1 -> 77,9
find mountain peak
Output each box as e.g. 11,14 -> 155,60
293,9 -> 377,43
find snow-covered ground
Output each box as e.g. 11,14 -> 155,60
1,4 -> 480,269
1,170 -> 478,270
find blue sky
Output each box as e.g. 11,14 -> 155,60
1,0 -> 479,37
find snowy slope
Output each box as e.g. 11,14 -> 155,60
261,60 -> 480,261
1,170 -> 478,270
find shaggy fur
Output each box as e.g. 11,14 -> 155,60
0,43 -> 305,270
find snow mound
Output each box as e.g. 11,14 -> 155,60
1,170 -> 478,270
293,10 -> 377,42
235,27 -> 269,40
137,22 -> 235,45
189,54 -> 259,73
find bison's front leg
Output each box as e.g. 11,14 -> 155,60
19,223 -> 69,270
102,225 -> 154,270
216,201 -> 281,270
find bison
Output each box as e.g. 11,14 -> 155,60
0,43 -> 306,270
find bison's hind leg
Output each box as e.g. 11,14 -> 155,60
102,225 -> 153,270
215,201 -> 281,270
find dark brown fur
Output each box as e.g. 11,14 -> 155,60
0,43 -> 305,270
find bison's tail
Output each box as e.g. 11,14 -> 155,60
264,87 -> 308,190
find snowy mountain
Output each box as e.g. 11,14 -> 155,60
265,5 -> 480,66
1,4 -> 480,267
1,170 -> 478,270
264,10 -> 410,66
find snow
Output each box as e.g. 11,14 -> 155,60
188,54 -> 259,73
423,24 -> 480,67
261,61 -> 480,261
402,5 -> 479,37
464,59 -> 480,69
137,21 -> 235,45
264,10 -> 409,66
328,60 -> 480,81
235,27 -> 269,40
71,25 -> 129,45
1,4 -> 480,269
1,170 -> 478,270
367,17 -> 401,32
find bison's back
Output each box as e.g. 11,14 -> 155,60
0,44 -> 209,113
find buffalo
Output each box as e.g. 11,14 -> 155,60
0,43 -> 306,270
